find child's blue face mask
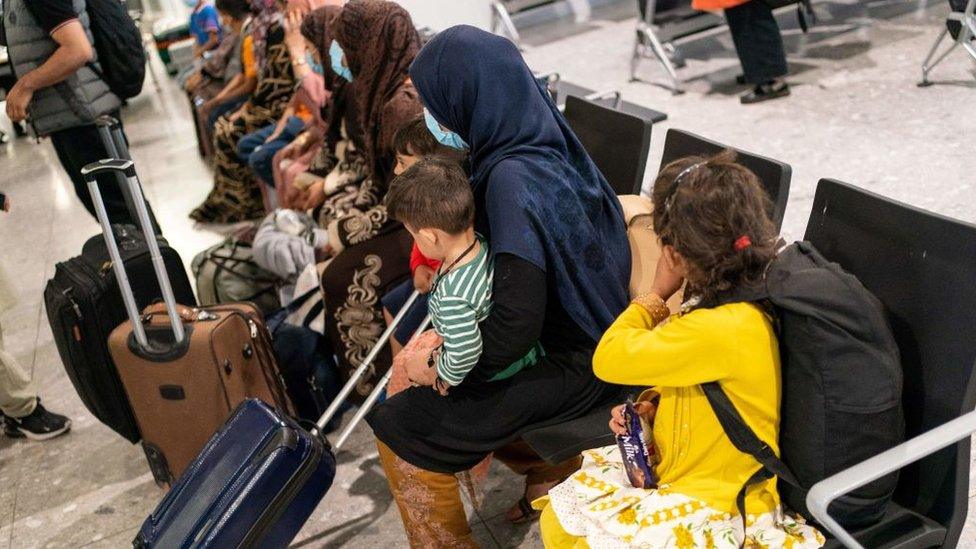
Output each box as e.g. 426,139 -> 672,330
306,52 -> 323,75
184,0 -> 198,8
329,41 -> 352,82
424,108 -> 467,150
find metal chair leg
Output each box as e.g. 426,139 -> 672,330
492,2 -> 522,45
919,28 -> 955,86
639,26 -> 684,94
630,31 -> 644,81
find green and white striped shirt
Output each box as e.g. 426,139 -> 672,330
429,236 -> 542,386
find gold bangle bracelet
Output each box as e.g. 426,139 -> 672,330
632,292 -> 670,325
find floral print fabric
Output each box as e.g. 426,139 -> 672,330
547,445 -> 825,549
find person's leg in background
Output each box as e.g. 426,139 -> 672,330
48,118 -> 160,229
49,123 -> 136,225
206,97 -> 246,130
375,439 -> 479,548
493,438 -> 583,523
724,0 -> 790,104
247,116 -> 305,187
236,122 -> 277,166
0,320 -> 71,440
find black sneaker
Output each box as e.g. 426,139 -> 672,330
740,80 -> 791,104
2,400 -> 72,441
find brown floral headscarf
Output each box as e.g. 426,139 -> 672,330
329,0 -> 421,182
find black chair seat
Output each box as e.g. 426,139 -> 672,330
523,405 -> 616,465
823,502 -> 946,549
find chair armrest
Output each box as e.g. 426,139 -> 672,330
806,409 -> 976,549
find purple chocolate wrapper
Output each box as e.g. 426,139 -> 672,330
615,400 -> 657,489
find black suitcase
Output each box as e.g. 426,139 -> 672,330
44,224 -> 196,442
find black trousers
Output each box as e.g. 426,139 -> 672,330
48,116 -> 154,227
725,0 -> 789,84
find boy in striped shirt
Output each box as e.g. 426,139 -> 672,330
385,158 -> 541,394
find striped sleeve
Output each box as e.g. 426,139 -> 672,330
430,295 -> 483,386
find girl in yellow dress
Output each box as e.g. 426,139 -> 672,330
538,151 -> 825,548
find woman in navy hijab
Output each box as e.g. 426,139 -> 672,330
366,26 -> 630,544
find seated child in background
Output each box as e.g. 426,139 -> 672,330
188,0 -> 223,59
392,115 -> 467,292
385,158 -> 541,394
380,116 -> 467,350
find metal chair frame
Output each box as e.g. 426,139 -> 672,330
919,0 -> 976,86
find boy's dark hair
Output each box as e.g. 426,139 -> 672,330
652,149 -> 778,304
386,157 -> 474,235
216,0 -> 250,19
393,115 -> 465,163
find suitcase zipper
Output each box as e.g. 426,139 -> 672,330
236,429 -> 324,548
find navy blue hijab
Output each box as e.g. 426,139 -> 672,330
409,26 -> 630,342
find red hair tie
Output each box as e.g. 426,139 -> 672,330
734,235 -> 752,251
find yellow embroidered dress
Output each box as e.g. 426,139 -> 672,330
544,302 -> 825,548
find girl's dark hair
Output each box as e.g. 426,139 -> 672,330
651,149 -> 778,305
216,0 -> 250,19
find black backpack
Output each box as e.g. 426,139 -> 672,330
703,241 -> 904,530
86,0 -> 145,99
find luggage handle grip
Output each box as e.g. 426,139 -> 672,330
81,160 -> 186,347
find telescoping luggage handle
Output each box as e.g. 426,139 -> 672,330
333,315 -> 432,450
80,159 -> 185,348
95,115 -> 131,161
312,289 -> 429,447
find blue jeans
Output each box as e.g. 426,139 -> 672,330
237,116 -> 306,186
207,97 -> 246,130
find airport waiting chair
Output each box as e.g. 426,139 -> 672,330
801,180 -> 976,548
631,0 -> 725,94
659,129 -> 791,229
522,130 -> 792,464
919,0 -> 976,86
564,95 -> 654,196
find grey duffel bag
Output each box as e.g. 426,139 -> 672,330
192,238 -> 281,315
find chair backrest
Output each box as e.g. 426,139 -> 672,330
804,179 -> 976,547
659,129 -> 791,230
565,95 -> 653,196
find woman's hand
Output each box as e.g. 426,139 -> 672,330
405,351 -> 438,387
651,254 -> 684,301
184,71 -> 203,93
228,105 -> 246,123
609,404 -> 627,436
301,179 -> 327,211
283,10 -> 308,66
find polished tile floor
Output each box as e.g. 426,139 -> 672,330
1,0 -> 974,547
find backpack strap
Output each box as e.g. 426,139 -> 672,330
701,381 -> 803,546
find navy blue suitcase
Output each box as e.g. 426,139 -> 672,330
133,399 -> 336,548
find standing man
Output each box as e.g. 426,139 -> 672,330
2,0 -> 142,224
0,193 -> 72,441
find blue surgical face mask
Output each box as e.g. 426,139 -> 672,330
329,41 -> 352,82
306,52 -> 323,75
423,108 -> 467,150
183,0 -> 198,8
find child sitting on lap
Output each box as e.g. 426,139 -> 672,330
385,157 -> 541,394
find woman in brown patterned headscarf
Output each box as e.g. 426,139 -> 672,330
316,0 -> 422,403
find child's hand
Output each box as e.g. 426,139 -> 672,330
609,404 -> 627,436
413,265 -> 435,294
651,254 -> 684,301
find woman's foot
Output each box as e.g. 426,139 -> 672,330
506,479 -> 560,524
740,79 -> 791,104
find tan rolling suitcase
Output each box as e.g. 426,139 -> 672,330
81,159 -> 293,487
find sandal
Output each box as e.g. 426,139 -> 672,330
507,495 -> 541,525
